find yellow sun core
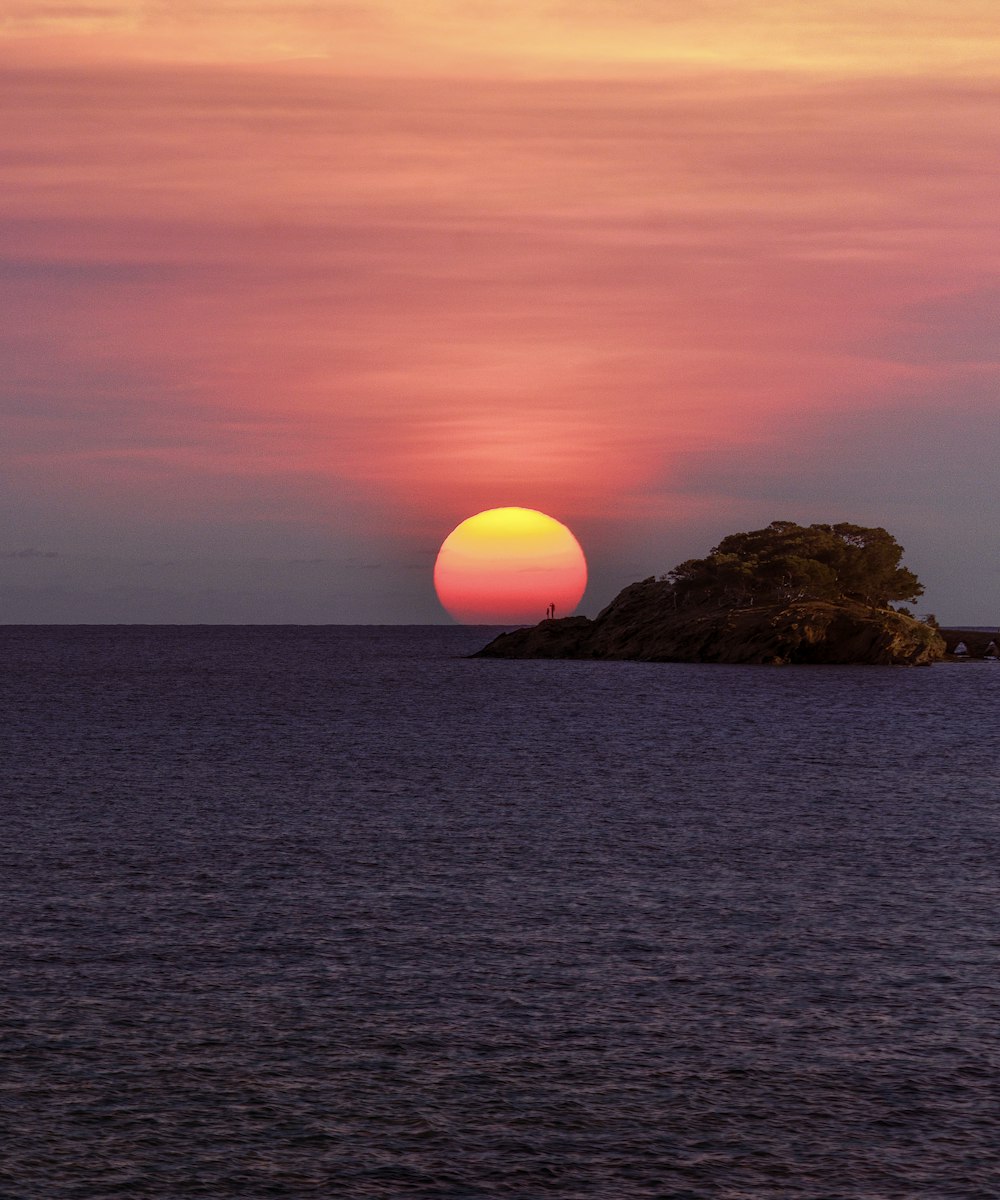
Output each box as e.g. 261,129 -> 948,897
434,507 -> 587,624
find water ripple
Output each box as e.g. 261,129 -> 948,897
2,627 -> 998,1197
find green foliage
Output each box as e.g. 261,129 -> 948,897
667,521 -> 924,609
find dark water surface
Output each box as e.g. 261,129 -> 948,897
2,626 -> 998,1198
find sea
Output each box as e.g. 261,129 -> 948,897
2,625 -> 998,1199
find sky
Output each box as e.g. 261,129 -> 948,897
2,1 -> 999,623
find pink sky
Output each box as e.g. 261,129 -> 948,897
2,3 -> 998,621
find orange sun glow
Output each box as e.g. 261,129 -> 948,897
434,507 -> 588,624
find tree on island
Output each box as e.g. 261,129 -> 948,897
665,521 -> 924,609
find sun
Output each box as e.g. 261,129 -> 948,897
434,507 -> 587,624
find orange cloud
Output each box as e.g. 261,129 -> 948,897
5,2 -> 1000,77
2,5 -> 999,618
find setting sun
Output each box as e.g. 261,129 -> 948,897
434,507 -> 587,624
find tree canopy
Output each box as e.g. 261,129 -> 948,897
666,521 -> 924,609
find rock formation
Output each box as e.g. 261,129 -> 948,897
938,629 -> 1000,659
474,576 -> 945,665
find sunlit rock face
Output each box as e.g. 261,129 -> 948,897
474,578 -> 946,665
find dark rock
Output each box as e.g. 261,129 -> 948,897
474,578 -> 945,665
939,629 -> 1000,658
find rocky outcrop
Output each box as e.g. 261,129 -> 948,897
939,629 -> 1000,658
474,577 -> 946,665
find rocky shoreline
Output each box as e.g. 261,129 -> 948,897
474,576 -> 947,666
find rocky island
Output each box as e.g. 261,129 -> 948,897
475,521 -> 946,666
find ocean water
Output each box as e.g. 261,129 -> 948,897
2,625 -> 998,1199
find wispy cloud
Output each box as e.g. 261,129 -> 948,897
1,3 -> 998,618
